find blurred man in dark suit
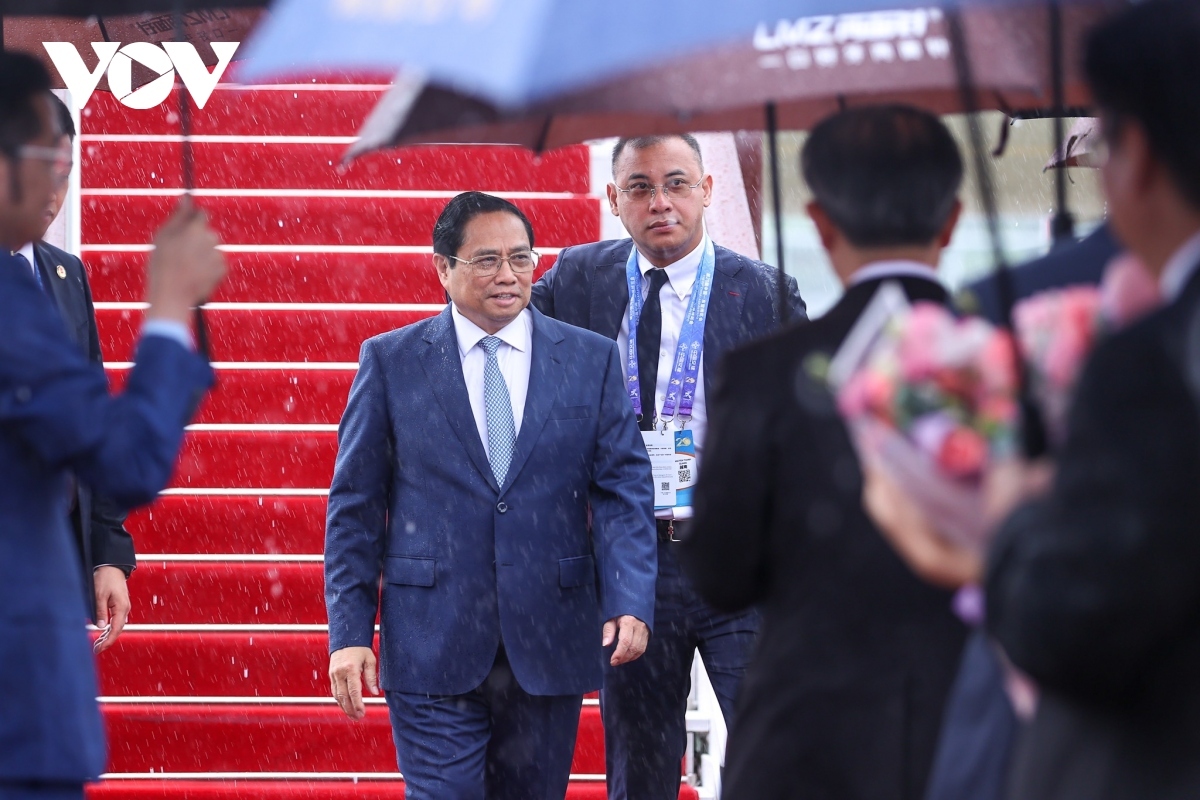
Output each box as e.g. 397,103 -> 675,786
682,105 -> 968,800
0,51 -> 225,800
17,93 -> 136,652
986,2 -> 1200,797
958,224 -> 1120,325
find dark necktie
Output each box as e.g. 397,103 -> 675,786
637,268 -> 670,431
14,251 -> 44,292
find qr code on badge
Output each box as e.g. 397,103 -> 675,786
679,468 -> 692,483
660,481 -> 671,492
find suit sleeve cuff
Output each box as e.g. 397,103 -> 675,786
142,319 -> 195,351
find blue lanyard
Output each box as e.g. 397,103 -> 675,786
624,238 -> 716,425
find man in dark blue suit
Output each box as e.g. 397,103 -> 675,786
957,223 -> 1120,325
325,192 -> 657,800
18,94 -> 136,652
531,133 -> 806,799
0,52 -> 225,800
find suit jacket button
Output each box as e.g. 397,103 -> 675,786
497,501 -> 508,514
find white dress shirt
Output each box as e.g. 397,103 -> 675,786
18,242 -> 37,280
848,259 -> 943,287
452,304 -> 532,461
616,235 -> 709,519
1159,229 -> 1200,303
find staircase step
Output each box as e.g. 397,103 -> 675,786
97,308 -> 430,363
108,368 -> 355,425
88,782 -> 415,800
86,781 -> 701,799
87,252 -> 443,305
80,85 -> 388,138
97,633 -> 602,700
82,195 -> 599,248
127,495 -> 326,556
130,561 -> 324,625
82,141 -> 590,194
98,631 -> 343,697
171,430 -> 337,491
86,250 -> 556,305
102,704 -> 607,775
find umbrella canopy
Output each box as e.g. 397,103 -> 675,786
1044,116 -> 1100,169
347,2 -> 1114,155
236,0 -> 1030,108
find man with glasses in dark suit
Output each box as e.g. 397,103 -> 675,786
15,93 -> 136,654
532,134 -> 806,799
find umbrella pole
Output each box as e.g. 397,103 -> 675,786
174,2 -> 212,362
947,8 -> 1047,458
1049,0 -> 1074,244
766,102 -> 789,326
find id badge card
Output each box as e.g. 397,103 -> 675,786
642,428 -> 677,509
674,429 -> 697,508
642,428 -> 698,510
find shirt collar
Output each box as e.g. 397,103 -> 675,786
451,304 -> 531,358
848,259 -> 942,287
17,242 -> 36,271
635,233 -> 708,299
1158,229 -> 1200,303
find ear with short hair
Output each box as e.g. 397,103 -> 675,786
937,200 -> 963,249
606,183 -> 621,216
807,201 -> 840,251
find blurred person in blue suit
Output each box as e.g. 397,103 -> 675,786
324,192 -> 657,800
958,224 -> 1120,326
0,51 -> 225,800
17,93 -> 140,653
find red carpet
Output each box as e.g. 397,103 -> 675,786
83,83 -> 697,799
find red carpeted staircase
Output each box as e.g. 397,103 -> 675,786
80,81 -> 698,799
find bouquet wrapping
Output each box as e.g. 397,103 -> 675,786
831,283 -> 1019,555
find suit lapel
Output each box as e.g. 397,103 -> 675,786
502,308 -> 565,493
589,243 -> 633,341
702,253 -> 748,396
419,308 -> 500,494
34,243 -> 81,346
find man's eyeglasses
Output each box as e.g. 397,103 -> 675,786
18,144 -> 73,182
616,177 -> 704,204
449,251 -> 541,276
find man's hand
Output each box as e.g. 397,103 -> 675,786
329,646 -> 379,721
983,458 -> 1055,529
862,463 -> 983,589
145,198 -> 227,326
92,566 -> 130,654
603,615 -> 649,666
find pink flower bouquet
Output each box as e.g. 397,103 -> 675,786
1015,254 -> 1160,443
832,285 -> 1020,555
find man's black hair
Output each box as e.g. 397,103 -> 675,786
0,51 -> 54,159
433,191 -> 535,262
801,105 -> 963,248
611,134 -> 704,177
1086,0 -> 1200,209
48,93 -> 76,142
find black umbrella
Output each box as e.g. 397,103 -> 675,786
346,1 -> 1118,331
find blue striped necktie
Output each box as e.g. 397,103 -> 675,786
480,336 -> 517,486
